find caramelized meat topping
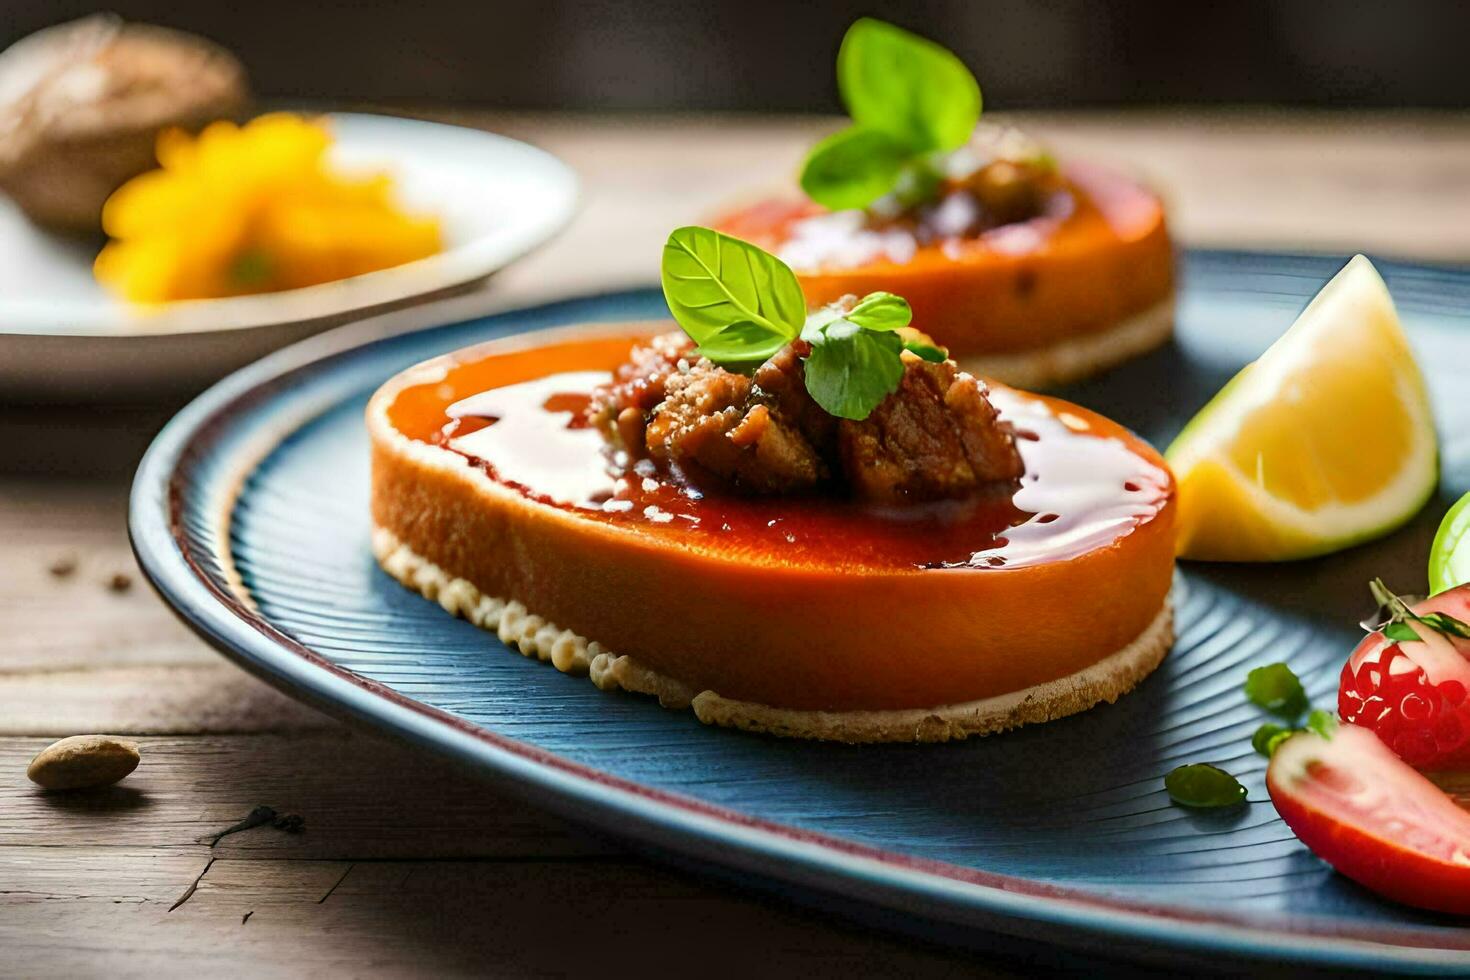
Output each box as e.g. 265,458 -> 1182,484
839,357 -> 1025,504
588,332 -> 689,422
865,128 -> 1064,240
647,354 -> 830,494
588,333 -> 1022,504
944,158 -> 1061,230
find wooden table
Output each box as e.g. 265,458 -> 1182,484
6,111 -> 1469,978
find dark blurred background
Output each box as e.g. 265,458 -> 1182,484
4,0 -> 1469,111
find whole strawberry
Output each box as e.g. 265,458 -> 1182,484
1339,580 -> 1470,772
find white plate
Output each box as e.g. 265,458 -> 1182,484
0,112 -> 578,400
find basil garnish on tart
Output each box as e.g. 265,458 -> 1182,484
660,225 -> 806,367
801,18 -> 981,213
660,226 -> 948,420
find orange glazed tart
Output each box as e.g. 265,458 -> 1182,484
368,320 -> 1177,743
715,159 -> 1175,389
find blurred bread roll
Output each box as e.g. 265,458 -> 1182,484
0,15 -> 248,233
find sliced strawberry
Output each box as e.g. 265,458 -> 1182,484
1267,724 -> 1470,915
1339,582 -> 1470,771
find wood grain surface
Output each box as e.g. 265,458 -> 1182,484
3,110 -> 1468,978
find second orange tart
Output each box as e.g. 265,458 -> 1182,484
716,159 -> 1175,390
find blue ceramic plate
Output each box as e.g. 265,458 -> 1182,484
131,252 -> 1470,972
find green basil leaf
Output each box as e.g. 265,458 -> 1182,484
799,126 -> 912,211
896,326 -> 947,362
1383,621 -> 1420,643
1251,723 -> 1289,758
693,320 -> 790,367
1305,708 -> 1339,739
800,304 -> 848,340
1243,662 -> 1308,719
891,156 -> 946,208
660,227 -> 806,347
837,17 -> 981,154
846,291 -> 912,331
802,319 -> 905,420
1164,764 -> 1247,809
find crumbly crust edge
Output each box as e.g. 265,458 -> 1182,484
371,525 -> 1174,744
957,296 -> 1175,389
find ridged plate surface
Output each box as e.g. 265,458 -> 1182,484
132,252 -> 1470,971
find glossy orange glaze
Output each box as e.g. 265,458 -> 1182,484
714,162 -> 1174,358
372,327 -> 1177,711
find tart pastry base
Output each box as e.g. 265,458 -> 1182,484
957,297 -> 1174,390
373,525 -> 1175,744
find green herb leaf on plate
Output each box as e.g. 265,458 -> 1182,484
800,127 -> 914,212
802,318 -> 906,420
1165,764 -> 1247,809
1244,662 -> 1309,719
1266,728 -> 1296,757
1252,722 -> 1290,757
660,226 -> 806,349
837,17 -> 981,154
1305,708 -> 1339,739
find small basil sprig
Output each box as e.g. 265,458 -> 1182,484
1170,660 -> 1342,808
1242,662 -> 1338,759
1251,723 -> 1293,758
1305,708 -> 1339,739
1251,710 -> 1337,759
660,226 -> 946,420
1243,662 -> 1309,719
800,18 -> 981,212
1365,578 -> 1470,643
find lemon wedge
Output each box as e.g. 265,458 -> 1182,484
1167,255 -> 1437,562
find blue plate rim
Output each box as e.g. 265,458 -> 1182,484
129,257 -> 1470,973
